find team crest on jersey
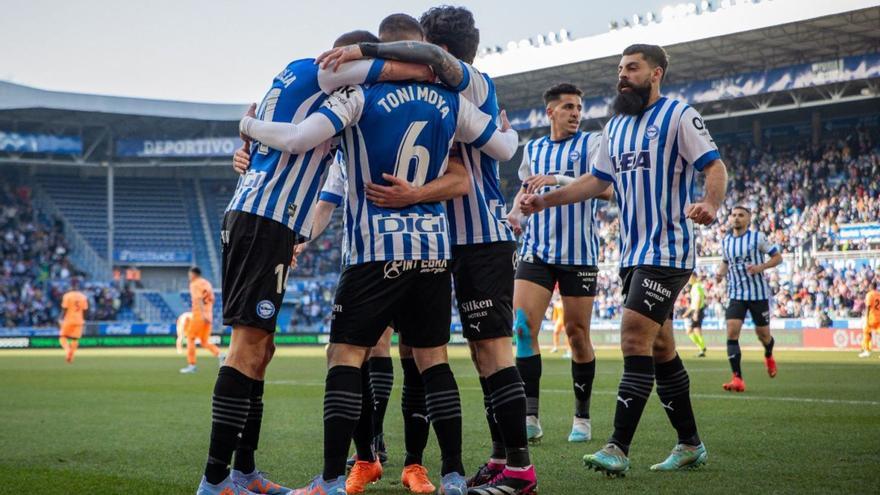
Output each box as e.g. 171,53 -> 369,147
256,300 -> 276,319
287,202 -> 297,218
568,150 -> 581,162
645,125 -> 660,140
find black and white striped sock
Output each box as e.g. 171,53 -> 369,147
488,367 -> 530,468
368,357 -> 394,438
352,362 -> 375,462
401,357 -> 429,467
322,365 -> 362,481
205,366 -> 254,484
609,356 -> 655,455
233,379 -> 264,474
422,363 -> 464,476
656,354 -> 700,446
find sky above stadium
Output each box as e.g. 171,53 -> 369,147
0,0 -> 673,104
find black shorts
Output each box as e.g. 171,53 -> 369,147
690,307 -> 706,328
515,257 -> 599,297
451,241 -> 516,341
620,265 -> 692,325
331,260 -> 451,348
221,210 -> 297,333
726,299 -> 771,327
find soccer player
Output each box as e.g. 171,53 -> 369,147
239,41 -> 518,495
317,8 -> 538,493
58,280 -> 88,363
521,44 -> 728,475
180,267 -> 223,374
550,293 -> 568,356
506,83 -> 610,445
681,273 -> 708,357
861,282 -> 880,358
197,30 -> 433,495
716,206 -> 783,391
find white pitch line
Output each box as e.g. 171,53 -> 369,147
266,380 -> 880,406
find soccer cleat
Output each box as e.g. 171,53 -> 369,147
466,462 -> 505,487
196,475 -> 262,495
290,475 -> 346,495
583,443 -> 630,478
858,350 -> 871,358
568,417 -> 592,442
372,433 -> 389,465
231,470 -> 292,494
345,459 -> 382,494
400,464 -> 435,494
765,356 -> 777,378
526,415 -> 543,444
180,364 -> 198,374
650,443 -> 708,471
697,349 -> 707,358
722,375 -> 745,392
563,350 -> 572,359
219,353 -> 227,366
439,472 -> 467,495
468,466 -> 537,495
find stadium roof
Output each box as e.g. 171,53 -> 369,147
482,0 -> 880,111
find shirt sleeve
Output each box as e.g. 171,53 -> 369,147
455,62 -> 490,107
518,142 -> 533,181
61,294 -> 69,309
590,123 -> 615,182
757,232 -> 780,256
317,59 -> 384,94
454,94 -> 518,161
677,106 -> 720,172
319,158 -> 345,207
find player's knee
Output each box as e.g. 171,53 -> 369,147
513,308 -> 537,358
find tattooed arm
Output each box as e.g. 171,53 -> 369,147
318,41 -> 464,88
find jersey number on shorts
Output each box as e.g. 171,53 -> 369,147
274,263 -> 289,294
393,121 -> 430,187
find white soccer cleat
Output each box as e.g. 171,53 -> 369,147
568,417 -> 592,442
219,353 -> 227,366
858,350 -> 871,358
180,364 -> 198,374
526,415 -> 543,444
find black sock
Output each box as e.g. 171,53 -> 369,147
516,355 -> 542,417
479,377 -> 506,461
488,367 -> 530,468
572,359 -> 596,419
763,336 -> 775,358
205,366 -> 254,484
368,357 -> 394,443
401,358 -> 429,467
609,356 -> 654,455
422,363 -> 464,476
233,379 -> 264,474
655,355 -> 701,446
351,363 -> 375,462
323,365 -> 362,481
727,339 -> 743,377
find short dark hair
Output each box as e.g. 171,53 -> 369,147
333,30 -> 379,48
379,13 -> 424,42
420,5 -> 480,64
543,83 -> 583,105
732,205 -> 751,215
189,266 -> 202,276
622,44 -> 669,81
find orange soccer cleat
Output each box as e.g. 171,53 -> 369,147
765,356 -> 777,378
401,464 -> 436,494
722,375 -> 746,392
345,459 -> 382,494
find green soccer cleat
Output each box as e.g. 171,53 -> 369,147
582,443 -> 630,477
650,443 -> 708,471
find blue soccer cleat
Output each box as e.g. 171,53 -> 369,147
231,469 -> 293,494
196,475 -> 262,495
583,443 -> 630,478
567,417 -> 592,443
289,475 -> 346,495
439,472 -> 468,495
650,443 -> 708,471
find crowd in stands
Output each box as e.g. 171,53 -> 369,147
0,181 -> 133,327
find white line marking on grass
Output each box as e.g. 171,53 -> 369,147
267,381 -> 880,406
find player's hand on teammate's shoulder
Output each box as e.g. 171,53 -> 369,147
365,174 -> 418,208
317,44 -> 364,72
523,175 -> 557,195
685,201 -> 717,226
519,193 -> 546,215
232,145 -> 251,175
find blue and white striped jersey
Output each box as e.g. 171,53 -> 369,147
446,62 -> 516,246
518,131 -> 602,265
316,82 -> 514,265
318,153 -> 346,208
226,58 -> 384,239
722,230 -> 779,301
591,97 -> 720,269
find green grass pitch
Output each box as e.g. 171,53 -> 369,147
1,346 -> 879,494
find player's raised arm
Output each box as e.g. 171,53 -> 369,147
453,96 -> 518,161
317,59 -> 433,95
319,41 -> 465,89
239,86 -> 365,155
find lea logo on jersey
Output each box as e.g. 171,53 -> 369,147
611,150 -> 652,173
374,213 -> 445,235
